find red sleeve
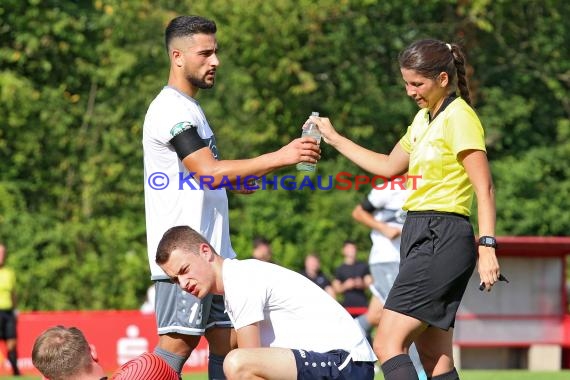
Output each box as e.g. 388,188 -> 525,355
110,352 -> 179,380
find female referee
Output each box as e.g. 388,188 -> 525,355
312,39 -> 501,380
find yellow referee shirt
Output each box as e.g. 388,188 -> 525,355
0,267 -> 16,310
399,97 -> 486,216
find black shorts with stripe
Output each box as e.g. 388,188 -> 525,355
384,211 -> 477,330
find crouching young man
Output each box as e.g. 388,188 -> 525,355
156,226 -> 377,380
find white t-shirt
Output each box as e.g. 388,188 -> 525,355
143,86 -> 236,280
365,186 -> 409,264
222,259 -> 377,362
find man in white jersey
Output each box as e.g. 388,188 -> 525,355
156,226 -> 377,380
352,181 -> 426,379
143,15 -> 320,378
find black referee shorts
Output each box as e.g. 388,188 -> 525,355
0,310 -> 17,340
384,211 -> 477,330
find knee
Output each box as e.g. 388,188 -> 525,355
223,349 -> 251,380
373,329 -> 414,364
373,339 -> 388,363
373,326 -> 395,363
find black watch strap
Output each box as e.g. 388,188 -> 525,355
478,235 -> 497,248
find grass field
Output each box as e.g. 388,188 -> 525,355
2,370 -> 569,379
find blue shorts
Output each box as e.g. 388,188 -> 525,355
292,349 -> 375,380
154,280 -> 231,335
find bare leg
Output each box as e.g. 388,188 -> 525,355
374,309 -> 425,362
156,333 -> 200,374
205,327 -> 237,380
355,296 -> 383,340
414,326 -> 455,377
366,296 -> 384,326
205,327 -> 237,356
158,333 -> 200,356
223,347 -> 297,380
374,309 -> 426,380
6,337 -> 20,375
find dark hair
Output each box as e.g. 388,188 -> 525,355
155,226 -> 211,265
253,236 -> 271,248
343,239 -> 356,246
398,39 -> 472,106
165,15 -> 217,53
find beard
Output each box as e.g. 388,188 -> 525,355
188,73 -> 215,90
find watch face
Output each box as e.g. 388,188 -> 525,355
480,237 -> 496,246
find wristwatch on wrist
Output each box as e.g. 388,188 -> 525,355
478,235 -> 497,248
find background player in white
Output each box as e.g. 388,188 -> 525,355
352,181 -> 426,379
156,225 -> 377,380
143,15 -> 320,378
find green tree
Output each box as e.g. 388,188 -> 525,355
0,0 -> 568,310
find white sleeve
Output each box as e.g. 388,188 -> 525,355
367,188 -> 389,209
225,266 -> 267,330
147,96 -> 203,145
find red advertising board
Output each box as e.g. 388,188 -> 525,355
0,310 -> 209,376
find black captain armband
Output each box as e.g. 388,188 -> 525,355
169,127 -> 207,161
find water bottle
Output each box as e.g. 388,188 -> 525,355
296,111 -> 321,172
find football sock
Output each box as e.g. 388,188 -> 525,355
208,353 -> 226,380
154,347 -> 188,374
381,353 -> 419,380
8,348 -> 20,375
